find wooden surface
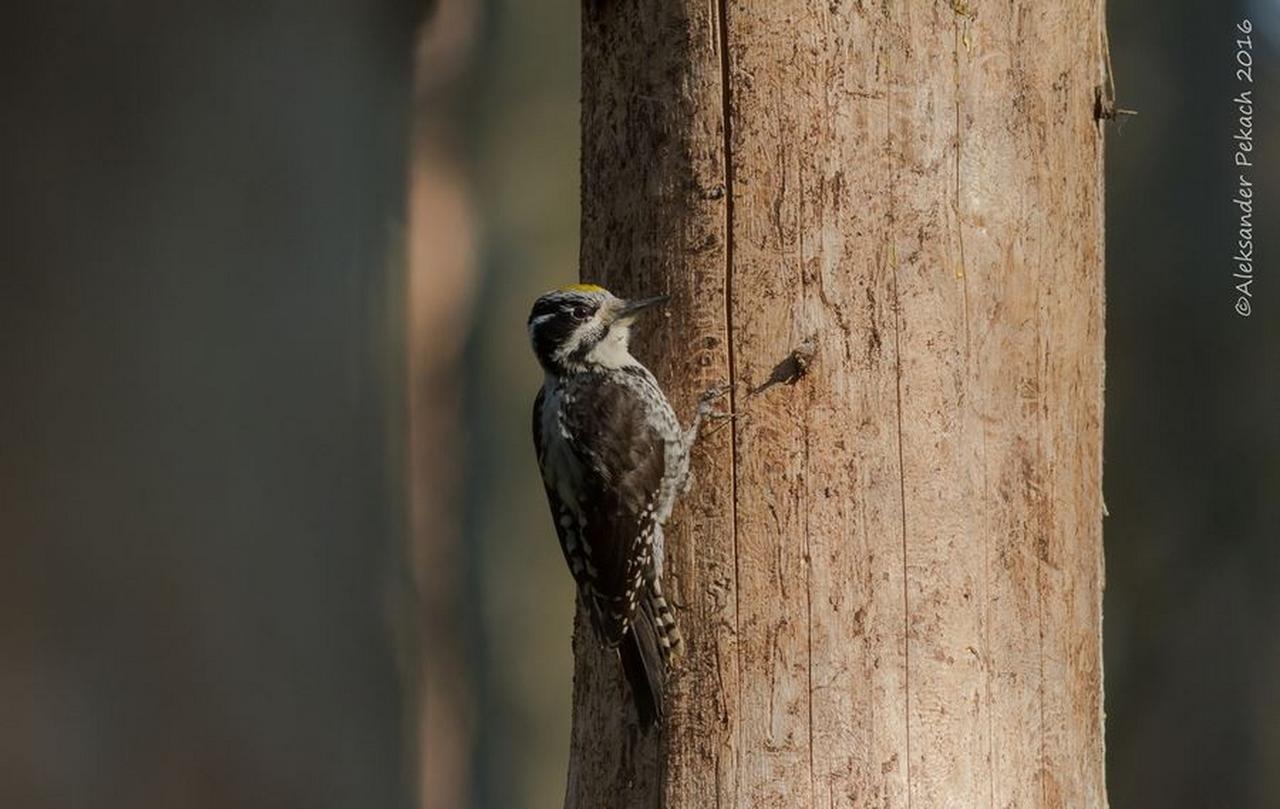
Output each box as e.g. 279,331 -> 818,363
573,3 -> 1107,807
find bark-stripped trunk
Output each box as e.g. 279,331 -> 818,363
572,3 -> 1107,808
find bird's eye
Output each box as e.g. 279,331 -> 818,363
571,305 -> 592,320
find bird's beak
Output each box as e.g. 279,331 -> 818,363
612,295 -> 670,322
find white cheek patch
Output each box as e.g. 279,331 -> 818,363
584,323 -> 637,368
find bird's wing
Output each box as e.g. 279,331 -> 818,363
559,374 -> 666,645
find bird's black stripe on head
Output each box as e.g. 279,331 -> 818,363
532,315 -> 577,370
528,297 -> 562,325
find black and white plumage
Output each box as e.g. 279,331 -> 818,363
528,284 -> 715,729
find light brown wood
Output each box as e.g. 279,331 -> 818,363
572,3 -> 1107,807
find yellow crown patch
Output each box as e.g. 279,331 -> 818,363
558,283 -> 607,294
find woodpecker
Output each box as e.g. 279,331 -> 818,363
528,283 -> 722,729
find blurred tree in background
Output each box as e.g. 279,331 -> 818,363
407,2 -> 481,805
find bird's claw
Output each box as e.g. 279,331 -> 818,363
705,409 -> 743,423
697,382 -> 732,415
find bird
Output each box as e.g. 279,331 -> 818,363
528,283 -> 725,729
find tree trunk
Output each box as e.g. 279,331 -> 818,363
573,2 -> 1107,808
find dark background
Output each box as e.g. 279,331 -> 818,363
1105,1 -> 1280,806
1,1 -> 1276,808
1,3 -> 418,808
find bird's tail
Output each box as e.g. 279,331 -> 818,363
619,581 -> 680,730
648,575 -> 682,657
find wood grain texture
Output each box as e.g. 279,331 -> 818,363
572,2 -> 1107,807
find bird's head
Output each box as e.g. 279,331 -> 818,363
527,284 -> 669,375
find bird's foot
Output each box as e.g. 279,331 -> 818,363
696,381 -> 733,418
694,383 -> 744,438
